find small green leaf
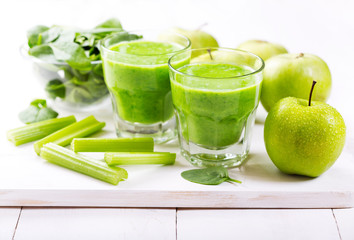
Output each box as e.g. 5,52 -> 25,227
95,18 -> 122,29
19,99 -> 58,124
45,79 -> 66,99
65,84 -> 94,103
92,63 -> 103,77
181,166 -> 242,185
50,41 -> 92,71
30,99 -> 47,107
55,29 -> 76,43
38,26 -> 61,45
27,25 -> 49,47
28,45 -> 56,62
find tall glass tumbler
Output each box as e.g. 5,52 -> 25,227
169,48 -> 264,167
101,31 -> 191,143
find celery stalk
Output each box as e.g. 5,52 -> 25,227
7,116 -> 76,146
34,115 -> 105,155
40,143 -> 127,185
71,137 -> 154,152
105,152 -> 176,165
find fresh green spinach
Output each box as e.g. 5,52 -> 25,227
26,19 -> 126,104
50,41 -> 92,71
181,166 -> 242,185
19,99 -> 58,124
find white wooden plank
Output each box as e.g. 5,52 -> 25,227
14,208 -> 176,240
0,189 -> 352,208
333,208 -> 354,240
0,207 -> 21,240
177,209 -> 340,240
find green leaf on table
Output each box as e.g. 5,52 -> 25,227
27,25 -> 49,47
181,166 -> 242,185
95,18 -> 122,29
19,99 -> 58,124
50,41 -> 92,71
45,79 -> 66,99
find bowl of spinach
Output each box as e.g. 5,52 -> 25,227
21,19 -> 125,111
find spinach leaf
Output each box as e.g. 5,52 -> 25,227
19,99 -> 58,124
55,29 -> 76,43
65,84 -> 94,103
38,26 -> 61,45
92,63 -> 104,77
95,18 -> 122,29
45,79 -> 66,99
27,25 -> 49,47
181,167 -> 242,185
28,45 -> 56,62
50,41 -> 92,71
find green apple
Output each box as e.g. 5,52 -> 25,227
237,40 -> 288,61
264,82 -> 346,177
160,27 -> 218,57
261,53 -> 331,112
191,49 -> 245,64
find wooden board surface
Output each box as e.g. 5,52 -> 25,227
0,208 -> 21,240
177,209 -> 341,240
13,208 -> 175,240
1,113 -> 353,208
333,208 -> 354,240
4,207 -> 353,240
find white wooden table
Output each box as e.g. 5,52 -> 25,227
2,0 -> 354,239
1,207 -> 353,239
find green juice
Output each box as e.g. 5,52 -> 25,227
171,63 -> 261,148
103,40 -> 187,124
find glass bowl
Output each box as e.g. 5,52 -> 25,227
20,44 -> 110,112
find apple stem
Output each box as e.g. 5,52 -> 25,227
296,53 -> 304,58
207,49 -> 213,60
309,80 -> 317,106
196,23 -> 208,31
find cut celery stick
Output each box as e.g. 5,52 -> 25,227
7,116 -> 76,146
71,137 -> 154,152
105,152 -> 176,165
34,115 -> 105,155
40,143 -> 128,185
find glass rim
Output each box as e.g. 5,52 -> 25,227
19,43 -> 102,65
99,29 -> 192,57
168,47 -> 265,80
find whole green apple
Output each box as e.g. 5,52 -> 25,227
237,40 -> 288,61
160,27 -> 218,57
261,53 -> 332,112
264,83 -> 346,177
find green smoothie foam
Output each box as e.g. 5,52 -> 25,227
171,62 -> 261,148
103,40 -> 187,124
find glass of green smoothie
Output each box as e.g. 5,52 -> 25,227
169,48 -> 264,167
100,31 -> 191,143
